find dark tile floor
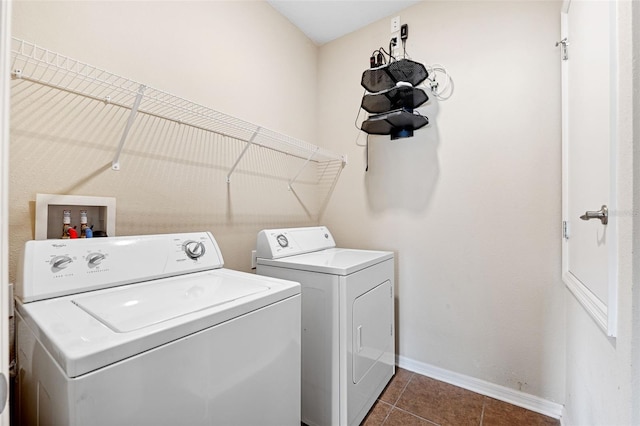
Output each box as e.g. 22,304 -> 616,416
362,368 -> 560,426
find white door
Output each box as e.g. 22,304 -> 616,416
0,0 -> 11,424
561,0 -> 618,336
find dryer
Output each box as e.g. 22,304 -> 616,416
255,226 -> 395,426
15,232 -> 301,426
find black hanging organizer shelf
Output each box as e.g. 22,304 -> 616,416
361,85 -> 428,114
361,59 -> 428,93
360,59 -> 429,139
360,109 -> 429,140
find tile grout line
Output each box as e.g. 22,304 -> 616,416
380,371 -> 416,425
388,406 -> 441,426
379,401 -> 393,425
392,371 -> 415,406
479,396 -> 487,425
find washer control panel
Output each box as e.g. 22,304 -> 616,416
256,226 -> 336,259
16,232 -> 224,303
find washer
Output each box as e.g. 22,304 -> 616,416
14,232 -> 301,426
255,226 -> 395,426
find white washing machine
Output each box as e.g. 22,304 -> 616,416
14,232 -> 301,426
255,226 -> 395,426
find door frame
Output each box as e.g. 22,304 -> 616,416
0,0 -> 11,424
561,0 -> 619,337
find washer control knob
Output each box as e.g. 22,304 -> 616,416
87,253 -> 106,268
276,234 -> 289,248
183,240 -> 206,260
50,255 -> 73,272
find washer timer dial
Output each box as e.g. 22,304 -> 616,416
183,240 -> 206,260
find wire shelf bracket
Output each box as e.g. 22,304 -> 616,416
112,84 -> 146,171
288,147 -> 319,191
226,127 -> 261,183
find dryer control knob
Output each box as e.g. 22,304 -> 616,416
183,240 -> 206,260
276,234 -> 289,248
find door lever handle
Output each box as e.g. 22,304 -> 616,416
580,205 -> 608,225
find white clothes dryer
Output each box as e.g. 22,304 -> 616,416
255,226 -> 395,426
15,232 -> 301,426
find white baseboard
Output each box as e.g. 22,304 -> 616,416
396,355 -> 563,420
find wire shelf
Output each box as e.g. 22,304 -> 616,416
10,38 -> 346,180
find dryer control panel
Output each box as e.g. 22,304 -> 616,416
16,232 -> 224,303
256,226 -> 336,259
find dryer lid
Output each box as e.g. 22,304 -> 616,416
257,248 -> 393,276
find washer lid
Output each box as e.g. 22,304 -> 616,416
72,273 -> 269,333
257,248 -> 393,276
16,269 -> 300,378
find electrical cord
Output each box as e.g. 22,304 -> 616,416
425,64 -> 454,100
354,89 -> 366,133
388,39 -> 395,62
371,44 -> 405,66
365,133 -> 369,172
370,49 -> 387,67
402,49 -> 452,99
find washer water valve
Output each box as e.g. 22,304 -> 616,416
62,210 -> 71,239
62,210 -> 78,239
80,210 -> 93,238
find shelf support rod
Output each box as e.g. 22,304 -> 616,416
288,147 -> 319,190
112,84 -> 146,171
226,127 -> 261,183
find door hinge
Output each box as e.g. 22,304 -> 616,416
0,372 -> 7,414
563,220 -> 570,240
556,38 -> 569,61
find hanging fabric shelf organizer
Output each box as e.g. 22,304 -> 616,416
360,59 -> 428,93
360,109 -> 428,139
360,85 -> 428,114
9,38 -> 347,188
360,58 -> 429,139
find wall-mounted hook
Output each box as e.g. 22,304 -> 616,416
556,38 -> 569,61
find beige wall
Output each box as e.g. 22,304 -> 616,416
317,1 -> 566,403
9,0 -> 329,280
11,0 -> 640,419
